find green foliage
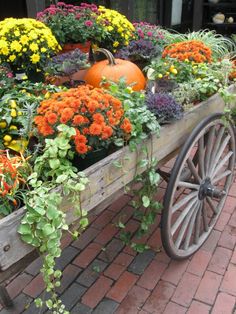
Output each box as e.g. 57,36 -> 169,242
19,124 -> 89,313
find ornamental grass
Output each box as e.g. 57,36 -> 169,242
162,40 -> 212,63
34,85 -> 132,155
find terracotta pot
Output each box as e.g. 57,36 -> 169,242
46,68 -> 89,86
60,41 -> 91,54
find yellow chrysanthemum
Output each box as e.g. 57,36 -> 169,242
29,43 -> 38,52
20,35 -> 29,45
9,54 -> 16,62
30,53 -> 40,63
10,40 -> 22,52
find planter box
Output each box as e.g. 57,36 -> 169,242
0,85 -> 235,281
46,69 -> 89,86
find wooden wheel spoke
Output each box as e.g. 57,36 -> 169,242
205,126 -> 216,176
211,151 -> 233,179
171,191 -> 198,214
202,202 -> 209,232
198,137 -> 205,178
212,170 -> 232,185
171,197 -> 198,236
178,181 -> 200,190
175,201 -> 199,249
206,196 -> 218,215
184,203 -> 200,250
194,203 -> 202,244
187,158 -> 201,183
209,126 -> 225,170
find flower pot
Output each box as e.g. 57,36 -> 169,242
60,41 -> 91,54
46,68 -> 89,86
26,69 -> 45,83
73,147 -> 108,171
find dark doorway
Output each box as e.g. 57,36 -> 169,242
0,0 -> 27,20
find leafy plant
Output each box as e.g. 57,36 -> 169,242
19,124 -> 89,313
45,48 -> 89,77
146,92 -> 183,123
115,39 -> 162,67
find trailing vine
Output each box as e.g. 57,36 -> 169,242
18,125 -> 89,313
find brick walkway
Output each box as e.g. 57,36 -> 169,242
1,161 -> 236,314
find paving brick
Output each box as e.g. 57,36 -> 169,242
228,182 -> 236,197
0,293 -> 32,314
146,228 -> 162,250
60,282 -> 86,310
201,229 -> 221,253
112,205 -> 135,225
93,299 -> 119,314
82,276 -> 113,309
6,273 -> 32,299
61,232 -> 73,249
71,303 -> 92,314
163,302 -> 187,314
113,252 -> 134,267
128,250 -> 156,275
172,272 -> 201,307
71,227 -> 100,250
211,292 -> 236,314
57,264 -> 82,294
195,271 -> 222,305
106,271 -> 138,303
73,242 -> 102,268
187,300 -> 211,314
223,196 -> 236,214
143,280 -> 175,313
154,251 -> 171,265
117,219 -> 140,238
137,260 -> 167,290
76,259 -> 108,287
208,247 -> 232,275
229,211 -> 236,228
91,210 -> 117,230
220,263 -> 236,296
55,246 -> 79,270
115,285 -> 150,314
161,259 -> 189,285
98,238 -> 124,263
23,273 -> 45,298
25,256 -> 42,276
108,194 -> 131,213
104,263 -> 126,280
122,245 -> 137,256
187,249 -> 211,277
94,224 -> 118,246
218,225 -> 236,250
231,250 -> 236,264
214,211 -> 231,232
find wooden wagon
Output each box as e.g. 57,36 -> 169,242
0,85 -> 235,307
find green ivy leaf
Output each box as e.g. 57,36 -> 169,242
18,224 -> 32,235
142,196 -> 150,208
49,159 -> 60,170
42,224 -> 55,236
46,206 -> 60,220
55,174 -> 68,184
20,234 -> 33,244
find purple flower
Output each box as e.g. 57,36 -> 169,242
147,31 -> 153,37
84,20 -> 93,27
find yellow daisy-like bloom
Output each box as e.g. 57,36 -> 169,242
30,53 -> 40,63
0,18 -> 60,71
97,6 -> 134,52
29,43 -> 38,52
10,40 -> 22,52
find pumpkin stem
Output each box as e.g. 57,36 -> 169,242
95,48 -> 116,66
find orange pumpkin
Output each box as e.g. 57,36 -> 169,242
84,48 -> 146,91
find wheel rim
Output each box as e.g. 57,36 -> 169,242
162,116 -> 235,259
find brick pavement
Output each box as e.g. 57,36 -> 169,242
1,163 -> 236,314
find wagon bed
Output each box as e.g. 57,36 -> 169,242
0,85 -> 235,301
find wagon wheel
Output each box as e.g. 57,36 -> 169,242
161,113 -> 235,260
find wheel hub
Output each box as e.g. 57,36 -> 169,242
198,178 -> 226,200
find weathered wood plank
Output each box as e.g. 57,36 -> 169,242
0,86 -> 235,272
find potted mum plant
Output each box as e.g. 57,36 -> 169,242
37,2 -> 106,53
34,84 -> 132,170
0,18 -> 60,82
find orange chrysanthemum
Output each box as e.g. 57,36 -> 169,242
162,40 -> 212,63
